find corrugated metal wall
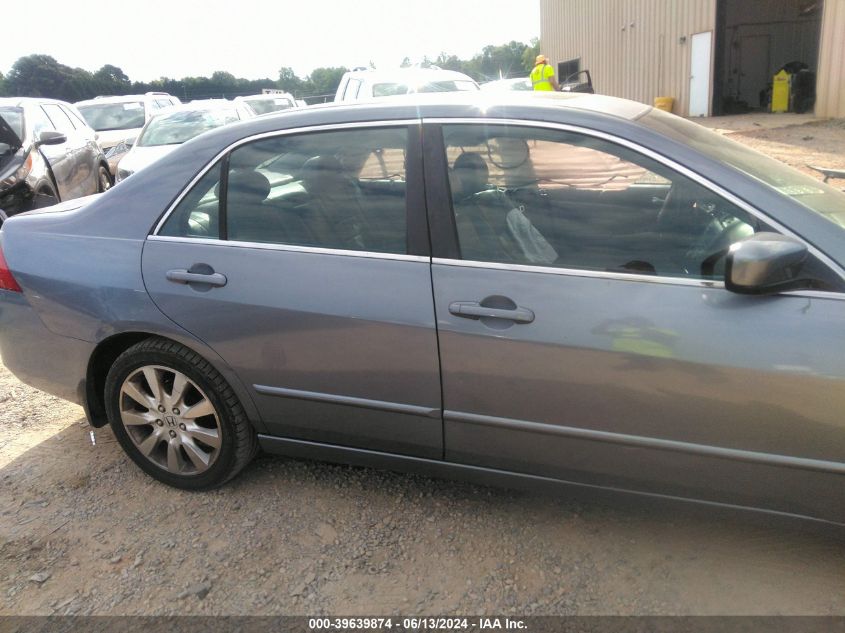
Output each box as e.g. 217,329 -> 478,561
540,0 -> 717,115
816,0 -> 845,118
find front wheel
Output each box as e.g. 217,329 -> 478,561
104,337 -> 257,489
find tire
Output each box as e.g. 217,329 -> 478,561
97,164 -> 113,193
104,337 -> 258,489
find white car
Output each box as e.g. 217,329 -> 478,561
235,93 -> 297,115
115,100 -> 254,182
75,93 -> 182,165
334,67 -> 479,102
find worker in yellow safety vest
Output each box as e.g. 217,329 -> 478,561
530,55 -> 559,91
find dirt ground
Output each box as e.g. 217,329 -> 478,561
2,114 -> 845,617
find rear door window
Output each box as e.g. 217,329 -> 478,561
42,104 -> 77,135
160,126 -> 412,255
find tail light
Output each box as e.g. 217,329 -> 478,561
0,246 -> 22,292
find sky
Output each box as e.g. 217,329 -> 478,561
2,0 -> 540,81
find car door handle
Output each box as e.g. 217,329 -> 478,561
448,301 -> 535,324
166,269 -> 227,287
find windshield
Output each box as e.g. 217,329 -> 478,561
244,98 -> 292,115
77,101 -> 146,131
641,108 -> 845,226
138,108 -> 240,147
0,107 -> 24,141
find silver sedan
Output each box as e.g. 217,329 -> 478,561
1,93 -> 844,525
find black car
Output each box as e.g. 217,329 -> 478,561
0,97 -> 111,222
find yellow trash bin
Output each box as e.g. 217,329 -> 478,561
772,69 -> 790,113
653,97 -> 674,113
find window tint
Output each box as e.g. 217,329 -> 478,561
159,164 -> 222,239
41,104 -> 76,135
442,124 -> 765,280
161,127 -> 409,254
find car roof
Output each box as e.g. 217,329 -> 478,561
236,94 -> 294,101
343,67 -> 476,83
308,91 -> 650,121
75,95 -> 161,106
151,99 -> 243,116
0,97 -> 74,108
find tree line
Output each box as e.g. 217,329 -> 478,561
0,40 -> 539,104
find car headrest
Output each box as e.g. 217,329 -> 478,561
227,169 -> 271,203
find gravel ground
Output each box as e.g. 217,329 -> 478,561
2,117 -> 845,616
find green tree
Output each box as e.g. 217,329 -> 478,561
305,66 -> 348,97
521,38 -> 541,73
277,66 -> 305,94
435,52 -> 464,73
5,54 -> 85,100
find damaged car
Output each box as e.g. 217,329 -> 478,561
0,98 -> 110,221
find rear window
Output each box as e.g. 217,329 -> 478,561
138,109 -> 240,147
78,102 -> 146,131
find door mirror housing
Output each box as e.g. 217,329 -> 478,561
725,232 -> 812,295
37,130 -> 67,146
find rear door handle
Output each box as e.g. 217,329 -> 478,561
449,301 -> 535,324
166,269 -> 227,287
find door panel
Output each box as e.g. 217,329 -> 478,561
144,242 -> 442,458
433,262 -> 845,520
41,104 -> 86,199
143,122 -> 442,459
425,120 -> 845,522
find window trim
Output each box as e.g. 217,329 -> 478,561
148,234 -> 430,263
424,117 -> 845,289
150,119 -> 426,257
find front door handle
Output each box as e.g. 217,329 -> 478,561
449,301 -> 535,324
166,269 -> 227,287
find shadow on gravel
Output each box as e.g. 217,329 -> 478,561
2,420 -> 845,616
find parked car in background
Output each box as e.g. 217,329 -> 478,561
480,77 -> 532,92
115,99 -> 254,182
75,93 -> 182,173
0,97 -> 110,221
235,93 -> 297,115
2,93 -> 845,525
334,67 -> 479,102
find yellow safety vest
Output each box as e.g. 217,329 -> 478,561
530,63 -> 555,91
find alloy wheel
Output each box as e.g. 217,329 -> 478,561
118,365 -> 222,475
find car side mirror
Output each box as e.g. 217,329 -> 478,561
725,232 -> 812,295
37,130 -> 67,146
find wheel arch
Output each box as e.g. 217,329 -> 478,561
84,331 -> 265,433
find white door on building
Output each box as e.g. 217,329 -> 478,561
689,31 -> 713,117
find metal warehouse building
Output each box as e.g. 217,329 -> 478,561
540,0 -> 845,118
